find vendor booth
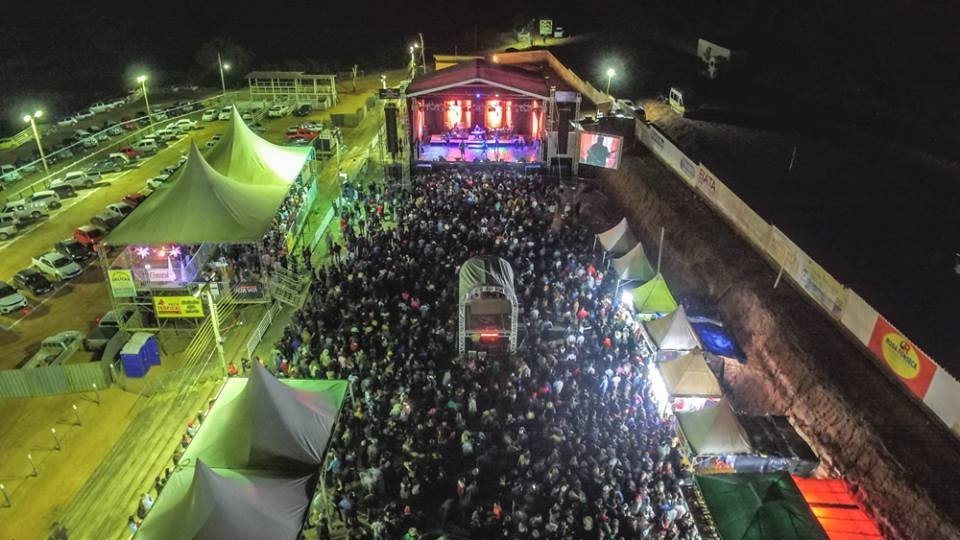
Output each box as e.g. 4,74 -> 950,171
643,305 -> 701,359
596,218 -> 637,256
611,242 -> 656,282
624,272 -> 678,320
648,349 -> 723,413
675,399 -> 753,474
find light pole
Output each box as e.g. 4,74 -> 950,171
23,111 -> 48,174
418,32 -> 427,74
409,45 -> 417,78
599,68 -> 615,117
197,284 -> 227,377
380,75 -> 387,89
218,52 -> 230,98
137,75 -> 155,133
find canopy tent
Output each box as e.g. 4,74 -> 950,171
644,305 -> 701,352
791,476 -> 884,539
458,256 -> 516,302
612,242 -> 656,282
182,363 -> 348,470
630,272 -> 679,315
696,473 -> 828,540
676,399 -> 752,456
136,461 -> 314,540
106,143 -> 289,245
596,218 -> 637,256
658,350 -> 722,398
206,107 -> 312,187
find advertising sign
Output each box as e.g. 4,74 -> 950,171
153,296 -> 205,318
867,316 -> 937,398
108,269 -> 137,298
578,132 -> 623,169
378,88 -> 402,100
539,19 -> 553,36
233,281 -> 265,301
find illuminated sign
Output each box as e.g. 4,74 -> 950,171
153,296 -> 205,318
108,269 -> 136,298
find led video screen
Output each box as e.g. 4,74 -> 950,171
578,132 -> 623,169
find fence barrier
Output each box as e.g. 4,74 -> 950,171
634,120 -> 960,436
0,361 -> 112,398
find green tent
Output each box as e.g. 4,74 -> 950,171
206,107 -> 312,187
106,143 -> 290,245
631,272 -> 678,315
695,473 -> 828,540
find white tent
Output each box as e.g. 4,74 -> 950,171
612,242 -> 656,281
596,218 -> 637,256
658,350 -> 722,398
676,399 -> 753,456
644,305 -> 701,351
206,107 -> 312,187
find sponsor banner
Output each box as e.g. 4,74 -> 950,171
798,256 -> 846,318
695,164 -> 770,249
233,281 -> 265,301
153,295 -> 205,319
107,269 -> 137,298
767,226 -> 805,278
867,316 -> 936,399
647,126 -> 696,187
695,163 -> 718,197
378,88 -> 401,100
923,369 -> 960,436
838,290 -> 878,346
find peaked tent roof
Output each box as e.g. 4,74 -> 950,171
631,273 -> 679,314
696,473 -> 828,540
658,350 -> 722,398
136,460 -> 314,540
676,399 -> 753,455
612,242 -> 656,281
182,363 -> 348,470
644,305 -> 701,351
596,218 -> 637,255
206,107 -> 312,187
106,143 -> 290,245
406,58 -> 551,99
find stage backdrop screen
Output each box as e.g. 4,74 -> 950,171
578,132 -> 623,170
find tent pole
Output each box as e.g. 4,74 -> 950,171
656,227 -> 665,274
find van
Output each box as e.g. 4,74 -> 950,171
1,164 -> 22,183
131,139 -> 159,154
0,214 -> 19,240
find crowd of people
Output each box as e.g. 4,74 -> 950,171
268,168 -> 699,539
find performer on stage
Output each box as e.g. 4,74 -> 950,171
459,139 -> 467,159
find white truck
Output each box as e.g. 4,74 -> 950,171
2,199 -> 50,220
20,331 -> 83,369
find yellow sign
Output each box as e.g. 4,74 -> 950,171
153,295 -> 205,318
880,332 -> 921,379
108,269 -> 137,298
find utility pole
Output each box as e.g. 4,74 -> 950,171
418,33 -> 427,74
351,64 -> 359,93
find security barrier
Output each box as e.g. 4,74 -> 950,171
635,120 -> 960,436
0,361 -> 112,398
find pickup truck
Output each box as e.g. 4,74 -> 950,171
50,170 -> 102,190
33,251 -> 83,280
86,154 -> 130,174
20,331 -> 83,369
2,199 -> 50,220
84,307 -> 135,351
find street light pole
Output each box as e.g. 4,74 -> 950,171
599,68 -> 615,117
218,52 -> 230,99
203,287 -> 227,377
418,32 -> 427,74
137,75 -> 154,133
409,46 -> 417,78
23,111 -> 48,174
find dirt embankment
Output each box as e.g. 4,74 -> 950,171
601,152 -> 960,540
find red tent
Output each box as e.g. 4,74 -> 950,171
792,476 -> 885,539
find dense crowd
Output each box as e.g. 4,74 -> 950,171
269,169 -> 698,539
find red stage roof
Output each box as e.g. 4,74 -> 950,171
792,476 -> 886,540
406,59 -> 550,99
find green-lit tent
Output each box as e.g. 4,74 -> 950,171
630,272 -> 678,315
695,473 -> 828,540
206,107 -> 312,187
106,143 -> 290,245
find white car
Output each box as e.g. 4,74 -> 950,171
32,252 -> 82,281
168,118 -> 198,132
0,282 -> 28,314
57,116 -> 79,127
267,103 -> 292,118
201,109 -> 218,121
75,109 -> 95,120
217,106 -> 232,120
146,174 -> 171,190
205,134 -> 223,148
81,137 -> 99,149
105,202 -> 134,219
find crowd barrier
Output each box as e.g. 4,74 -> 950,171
0,361 -> 112,398
634,120 -> 960,436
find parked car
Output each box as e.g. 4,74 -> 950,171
146,175 -> 170,190
48,183 -> 77,199
90,212 -> 122,230
75,109 -> 95,120
152,110 -> 169,122
105,122 -> 123,136
57,116 -> 79,127
53,170 -> 102,189
105,202 -> 134,219
89,101 -> 113,114
84,307 -> 136,351
81,137 -> 98,148
74,225 -> 105,246
116,146 -> 142,159
74,129 -> 92,139
201,109 -> 218,121
12,268 -> 54,296
1,199 -> 49,220
217,106 -> 232,120
131,139 -> 159,154
33,251 -> 82,281
0,214 -> 20,241
286,127 -> 319,140
26,190 -> 62,210
204,134 -> 223,148
0,282 -> 28,314
123,192 -> 148,207
56,237 -> 94,262
20,331 -> 83,369
267,103 -> 291,118
293,104 -> 313,117
1,164 -> 23,183
151,128 -> 180,143
168,118 -> 198,132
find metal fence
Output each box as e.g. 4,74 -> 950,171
0,361 -> 112,398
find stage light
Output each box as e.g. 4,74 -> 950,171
169,246 -> 182,258
135,246 -> 151,259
